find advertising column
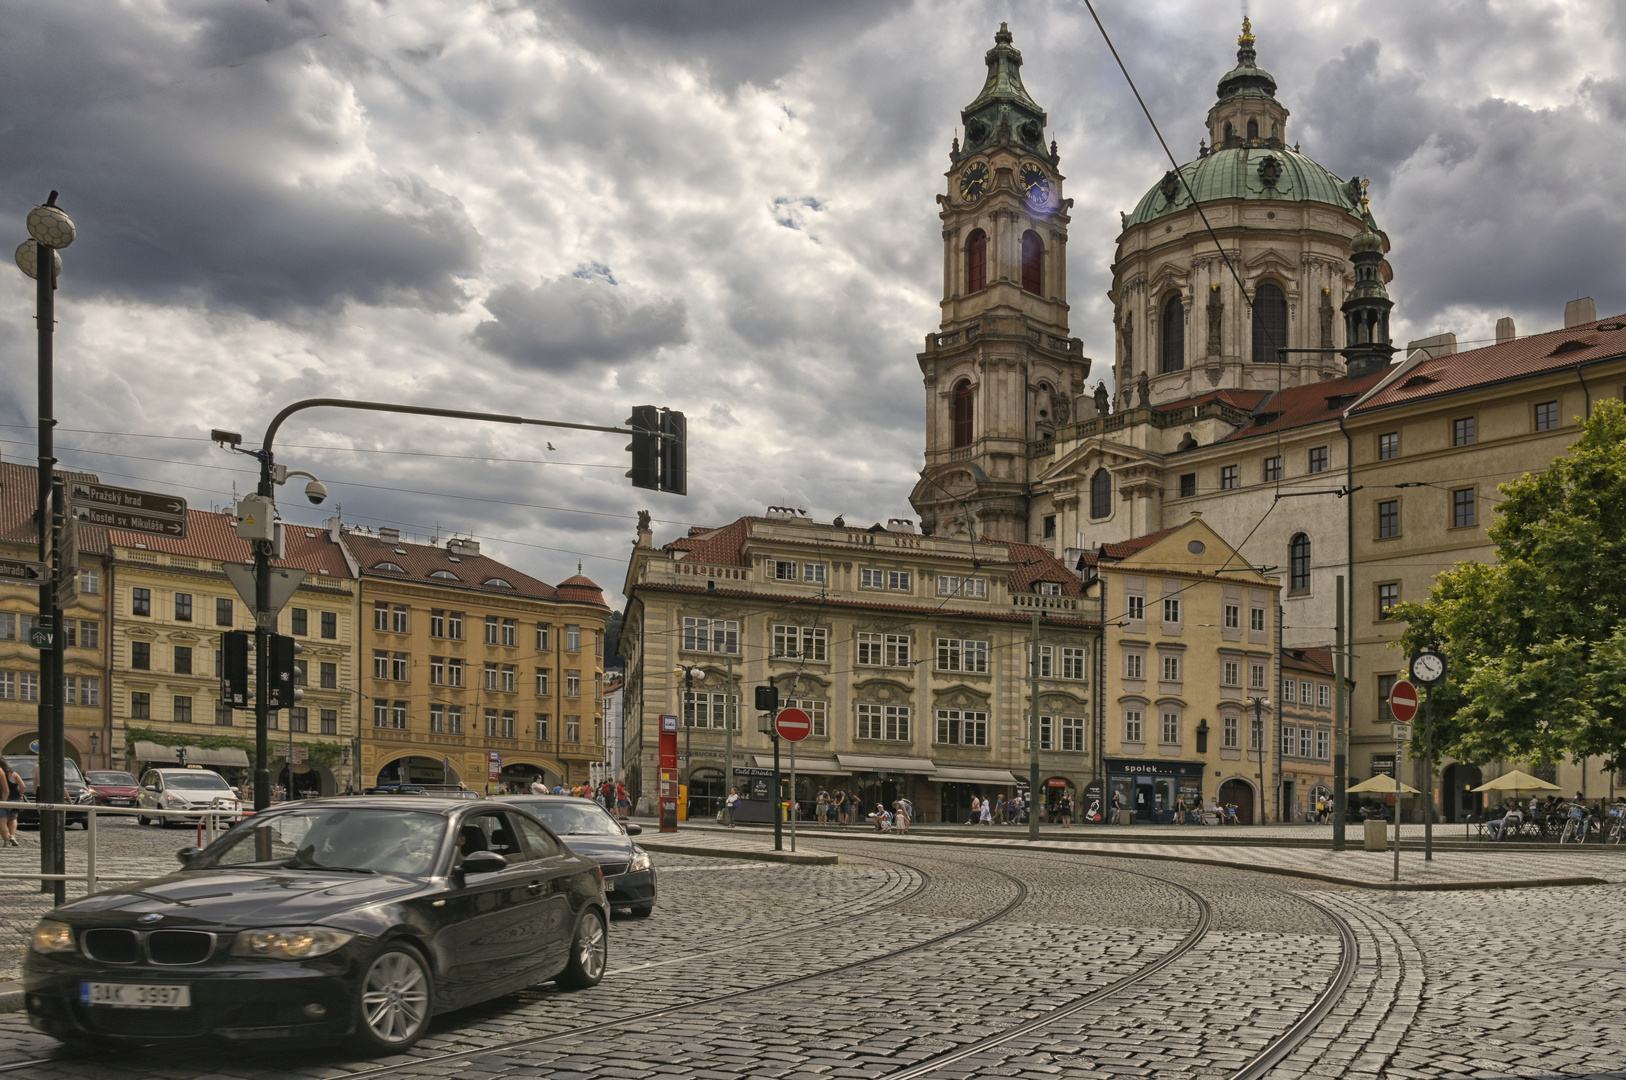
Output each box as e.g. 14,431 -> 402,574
658,714 -> 679,832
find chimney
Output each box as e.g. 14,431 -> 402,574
886,518 -> 917,534
447,537 -> 481,558
1405,332 -> 1456,360
1565,297 -> 1597,328
377,527 -> 400,544
1495,317 -> 1515,345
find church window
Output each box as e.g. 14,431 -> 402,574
1021,231 -> 1043,294
1223,122 -> 1234,144
952,380 -> 974,448
1161,295 -> 1185,373
965,229 -> 987,293
1246,118 -> 1259,142
1042,515 -> 1056,539
1251,283 -> 1288,363
1089,468 -> 1112,520
1289,534 -> 1311,592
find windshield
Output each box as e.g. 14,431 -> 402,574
525,801 -> 622,836
164,772 -> 233,790
8,759 -> 83,783
86,772 -> 137,786
200,807 -> 445,875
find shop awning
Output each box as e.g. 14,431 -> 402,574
752,755 -> 848,774
930,766 -> 1023,785
134,741 -> 250,769
836,754 -> 937,773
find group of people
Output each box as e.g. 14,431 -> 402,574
815,789 -> 863,826
1109,791 -> 1241,825
1485,792 -> 1626,841
526,776 -> 632,819
961,793 -> 1034,825
870,798 -> 913,833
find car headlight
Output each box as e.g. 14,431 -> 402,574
163,793 -> 182,805
230,927 -> 356,960
32,921 -> 76,954
628,850 -> 651,873
76,791 -> 95,804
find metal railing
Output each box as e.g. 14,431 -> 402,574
3,801 -> 247,896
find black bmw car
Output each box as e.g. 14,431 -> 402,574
24,797 -> 609,1053
498,796 -> 656,918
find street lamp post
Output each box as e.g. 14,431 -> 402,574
1029,607 -> 1042,842
1248,696 -> 1271,826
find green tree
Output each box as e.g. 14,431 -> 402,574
1391,398 -> 1626,769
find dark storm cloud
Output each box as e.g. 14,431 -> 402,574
472,273 -> 689,372
0,2 -> 477,319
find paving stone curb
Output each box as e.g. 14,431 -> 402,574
636,840 -> 838,865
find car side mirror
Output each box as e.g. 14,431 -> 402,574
624,824 -> 643,836
143,786 -> 157,793
175,846 -> 201,866
459,850 -> 507,875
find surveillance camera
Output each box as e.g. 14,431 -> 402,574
305,479 -> 328,505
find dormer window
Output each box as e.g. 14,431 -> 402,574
429,570 -> 459,581
483,577 -> 514,588
1036,582 -> 1062,596
372,562 -> 405,573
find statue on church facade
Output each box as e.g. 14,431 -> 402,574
1206,285 -> 1224,355
1135,370 -> 1150,408
1319,286 -> 1335,348
1093,382 -> 1110,416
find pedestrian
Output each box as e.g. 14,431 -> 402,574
1059,792 -> 1073,827
1225,802 -> 1239,826
529,775 -> 548,795
967,795 -> 980,825
1009,794 -> 1022,825
993,794 -> 1005,825
615,782 -> 631,820
816,789 -> 828,824
980,795 -> 993,825
897,797 -> 913,834
724,788 -> 741,828
0,757 -> 21,846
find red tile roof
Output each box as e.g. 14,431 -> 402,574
0,460 -> 110,554
108,508 -> 353,579
1153,388 -> 1272,413
341,531 -> 586,605
1282,646 -> 1335,675
665,517 -> 751,566
1354,313 -> 1626,413
1094,526 -> 1181,561
557,573 -> 608,607
1221,370 -> 1390,442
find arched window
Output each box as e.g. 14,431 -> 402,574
952,380 -> 974,448
965,229 -> 987,293
1246,118 -> 1259,142
1223,122 -> 1233,144
1289,533 -> 1311,591
1090,468 -> 1112,520
1161,295 -> 1185,373
1251,283 -> 1288,362
1021,231 -> 1043,294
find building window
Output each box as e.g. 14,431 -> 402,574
374,702 -> 389,728
803,563 -> 826,584
1060,716 -> 1085,752
1378,499 -> 1399,538
447,659 -> 463,687
131,641 -> 151,670
1042,514 -> 1057,539
935,638 -> 990,674
485,663 -> 500,691
1161,294 -> 1185,373
1378,582 -> 1400,619
169,695 -> 192,724
1223,660 -> 1240,686
321,611 -> 336,639
78,620 -> 99,649
174,646 -> 192,675
131,691 -> 150,720
1124,710 -> 1144,743
565,625 -> 581,651
536,624 -> 550,651
321,662 -> 336,689
856,703 -> 910,741
1224,604 -> 1239,629
1534,400 -> 1559,431
175,593 -> 193,622
1038,716 -> 1052,751
391,701 -> 408,729
1124,652 -> 1144,680
1282,725 -> 1296,757
774,625 -> 828,662
132,588 -> 151,617
565,671 -> 581,697
289,707 -> 308,733
316,709 -> 334,735
1220,465 -> 1238,490
373,651 -> 389,680
1061,646 -> 1087,680
0,671 -> 14,699
865,569 -> 913,591
536,669 -> 550,695
484,710 -> 515,739
1452,488 -> 1476,528
1300,680 -> 1314,705
1090,468 -> 1112,519
1318,683 -> 1331,709
1179,473 -> 1196,498
1263,456 -> 1281,482
1161,655 -> 1181,682
215,597 -> 233,626
1249,663 -> 1266,690
430,610 -> 445,638
953,380 -> 974,448
1378,432 -> 1399,460
289,607 -> 307,635
1308,446 -> 1329,474
566,716 -> 581,743
681,617 -> 739,654
534,713 -> 549,742
1037,582 -> 1062,596
1316,729 -> 1330,760
80,569 -> 100,595
447,612 -> 463,640
485,616 -> 500,644
1250,607 -> 1265,632
496,617 -> 515,646
1249,714 -> 1262,751
1252,283 -> 1287,363
1222,715 -> 1238,748
1160,712 -> 1180,744
501,665 -> 516,693
374,602 -> 390,632
1163,598 -> 1181,623
1453,417 -> 1475,446
857,632 -> 911,667
1289,533 -> 1311,591
773,560 -> 797,581
965,228 -> 987,293
935,709 -> 988,746
1021,230 -> 1043,294
1300,727 -> 1313,758
683,692 -> 740,731
1127,596 -> 1145,622
783,698 -> 828,738
17,671 -> 37,702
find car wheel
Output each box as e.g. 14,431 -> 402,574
556,909 -> 607,990
626,905 -> 654,919
351,943 -> 433,1054
137,815 -> 150,826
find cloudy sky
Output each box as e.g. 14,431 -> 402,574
2,0 -> 1621,605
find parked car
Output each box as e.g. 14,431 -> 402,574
136,768 -> 245,826
24,798 -> 608,1052
498,794 -> 655,918
83,770 -> 141,809
7,757 -> 94,828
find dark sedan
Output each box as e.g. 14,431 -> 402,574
24,797 -> 609,1053
498,796 -> 656,918
9,757 -> 93,827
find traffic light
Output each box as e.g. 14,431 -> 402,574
659,409 -> 686,496
266,634 -> 303,710
755,685 -> 778,712
221,630 -> 252,708
625,405 -> 660,491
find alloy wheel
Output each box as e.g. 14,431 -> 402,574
361,949 -> 429,1045
578,914 -> 606,980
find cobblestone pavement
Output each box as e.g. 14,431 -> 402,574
1,822 -> 1625,1078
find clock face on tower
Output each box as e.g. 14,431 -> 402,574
1020,162 -> 1053,212
958,161 -> 990,202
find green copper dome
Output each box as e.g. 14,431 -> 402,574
1122,146 -> 1362,231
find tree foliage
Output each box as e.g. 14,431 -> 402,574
1390,398 -> 1626,769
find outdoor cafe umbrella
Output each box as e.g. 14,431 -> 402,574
1347,775 -> 1421,795
1471,769 -> 1562,794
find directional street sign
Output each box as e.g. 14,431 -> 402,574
28,627 -> 52,649
72,506 -> 187,537
0,557 -> 47,584
774,707 -> 812,742
1389,679 -> 1420,724
68,481 -> 187,521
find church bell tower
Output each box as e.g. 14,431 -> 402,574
910,23 -> 1089,542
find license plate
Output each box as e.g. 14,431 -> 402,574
604,881 -> 615,892
80,982 -> 191,1009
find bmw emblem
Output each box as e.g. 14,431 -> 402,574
137,913 -> 163,924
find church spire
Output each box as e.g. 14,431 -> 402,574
960,22 -> 1049,154
1341,184 -> 1397,377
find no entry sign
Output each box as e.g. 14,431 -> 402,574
1389,679 -> 1420,723
774,707 -> 812,742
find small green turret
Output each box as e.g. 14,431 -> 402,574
960,23 -> 1049,155
1341,186 -> 1397,377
